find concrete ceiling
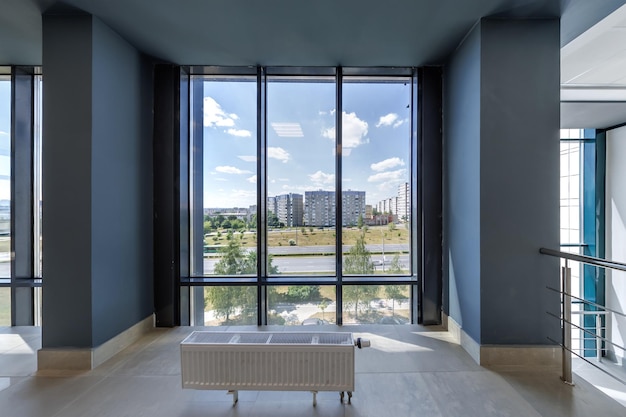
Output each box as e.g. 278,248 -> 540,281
2,0 -> 626,129
1,0 -> 564,66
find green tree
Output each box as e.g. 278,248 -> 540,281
388,222 -> 396,231
205,286 -> 244,322
267,210 -> 280,227
343,232 -> 378,320
384,284 -> 405,316
286,285 -> 320,301
343,285 -> 379,321
389,253 -> 403,273
203,220 -> 212,235
343,232 -> 374,275
208,239 -> 278,323
215,214 -> 225,227
357,214 -> 364,229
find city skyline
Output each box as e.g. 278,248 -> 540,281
201,78 -> 412,209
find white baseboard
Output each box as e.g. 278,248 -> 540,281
37,314 -> 154,372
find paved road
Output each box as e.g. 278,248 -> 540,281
203,254 -> 410,274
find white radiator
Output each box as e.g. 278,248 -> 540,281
180,331 -> 366,405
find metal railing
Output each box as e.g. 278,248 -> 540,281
540,248 -> 626,385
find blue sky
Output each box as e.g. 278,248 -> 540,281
0,80 -> 10,201
202,78 -> 411,208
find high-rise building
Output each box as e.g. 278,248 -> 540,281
304,190 -> 366,227
397,182 -> 410,223
275,193 -> 303,227
304,190 -> 335,227
342,190 -> 366,227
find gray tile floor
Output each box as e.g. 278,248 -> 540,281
0,324 -> 625,417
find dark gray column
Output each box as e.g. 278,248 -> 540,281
419,67 -> 443,325
41,12 -> 153,352
153,64 -> 181,327
444,18 -> 560,360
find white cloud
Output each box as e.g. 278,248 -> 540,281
247,175 -> 257,184
367,169 -> 406,183
309,170 -> 335,184
393,119 -> 407,128
322,111 -> 368,150
0,131 -> 8,136
238,155 -> 256,162
268,147 -> 290,163
371,157 -> 405,172
215,166 -> 253,175
204,97 -> 237,127
376,113 -> 399,128
227,128 -> 252,137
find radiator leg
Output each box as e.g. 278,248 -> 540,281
312,391 -> 317,407
228,390 -> 238,405
348,391 -> 352,404
340,391 -> 344,403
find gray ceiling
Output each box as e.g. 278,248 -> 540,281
2,0 -> 626,129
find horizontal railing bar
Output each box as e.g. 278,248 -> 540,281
546,286 -> 626,317
547,337 -> 626,386
540,247 -> 626,272
547,311 -> 626,352
571,311 -> 608,315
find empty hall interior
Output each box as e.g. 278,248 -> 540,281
2,0 -> 626,416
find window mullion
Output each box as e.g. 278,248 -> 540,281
335,67 -> 343,325
257,66 -> 268,325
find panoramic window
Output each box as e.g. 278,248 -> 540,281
188,68 -> 417,326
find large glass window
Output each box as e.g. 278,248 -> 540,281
342,77 -> 411,276
188,68 -> 417,326
199,77 -> 257,277
267,76 -> 336,276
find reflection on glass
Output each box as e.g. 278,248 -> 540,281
199,77 -> 257,276
266,77 -> 336,276
267,285 -> 336,325
0,78 -> 10,279
0,287 -> 9,325
341,78 -> 411,276
203,286 -> 257,325
342,284 -> 410,324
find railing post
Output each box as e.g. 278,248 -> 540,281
596,313 -> 603,362
562,261 -> 574,384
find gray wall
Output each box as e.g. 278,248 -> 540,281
90,18 -> 154,346
443,23 -> 482,342
42,13 -> 153,348
444,19 -> 560,346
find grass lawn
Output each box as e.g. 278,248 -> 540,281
206,225 -> 409,249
